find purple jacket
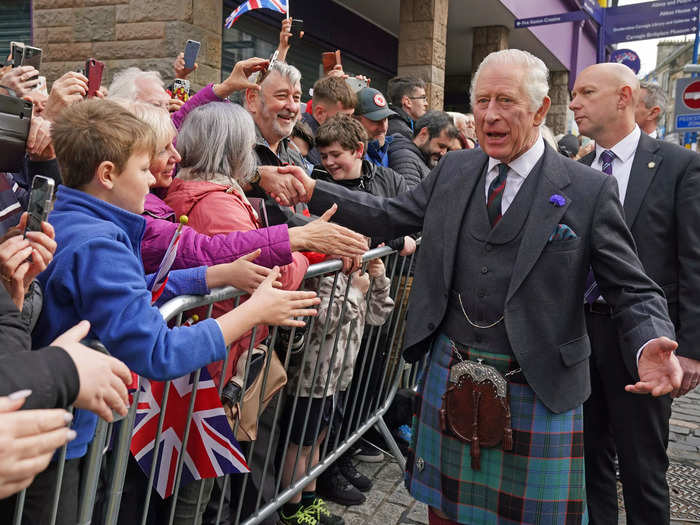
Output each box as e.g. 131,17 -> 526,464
171,83 -> 223,132
141,193 -> 293,274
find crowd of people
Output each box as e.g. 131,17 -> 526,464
0,14 -> 698,525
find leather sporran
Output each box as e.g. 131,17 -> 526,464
440,358 -> 513,470
223,344 -> 287,441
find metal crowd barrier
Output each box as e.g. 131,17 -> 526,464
11,243 -> 423,525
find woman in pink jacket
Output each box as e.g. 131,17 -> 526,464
164,102 -> 311,388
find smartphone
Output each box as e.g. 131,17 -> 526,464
21,46 -> 42,70
183,40 -> 200,69
345,77 -> 368,92
322,50 -> 342,75
33,76 -> 48,96
25,175 -> 55,235
11,43 -> 24,68
85,58 -> 104,98
9,42 -> 24,67
290,18 -> 304,36
172,78 -> 190,102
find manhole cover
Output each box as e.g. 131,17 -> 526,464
617,462 -> 700,522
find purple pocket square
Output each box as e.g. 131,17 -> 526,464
549,224 -> 578,242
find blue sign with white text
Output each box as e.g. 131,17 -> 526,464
676,114 -> 700,129
604,0 -> 699,44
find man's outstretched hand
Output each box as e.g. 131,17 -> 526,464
626,336 -> 682,397
289,204 -> 368,257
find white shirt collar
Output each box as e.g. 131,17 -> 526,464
487,133 -> 545,178
594,125 -> 641,164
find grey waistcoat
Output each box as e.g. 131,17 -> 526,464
442,162 -> 541,355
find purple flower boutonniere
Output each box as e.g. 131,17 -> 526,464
549,194 -> 566,207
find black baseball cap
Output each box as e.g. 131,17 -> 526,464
356,87 -> 396,121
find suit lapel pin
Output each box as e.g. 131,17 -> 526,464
648,161 -> 656,169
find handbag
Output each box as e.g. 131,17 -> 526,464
222,344 -> 287,441
440,349 -> 514,470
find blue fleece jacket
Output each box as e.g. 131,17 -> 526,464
34,186 -> 227,458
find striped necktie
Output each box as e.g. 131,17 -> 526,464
584,150 -> 616,304
487,163 -> 509,227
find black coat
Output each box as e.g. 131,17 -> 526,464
387,105 -> 413,140
0,286 -> 79,409
308,145 -> 674,413
582,133 -> 700,360
311,160 -> 412,250
388,134 -> 431,190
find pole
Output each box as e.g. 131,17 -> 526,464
286,0 -> 290,20
596,6 -> 607,63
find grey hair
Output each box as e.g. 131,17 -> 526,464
108,67 -> 164,101
246,61 -> 301,89
446,111 -> 468,127
124,101 -> 175,149
639,81 -> 668,120
470,49 -> 549,112
177,102 -> 257,183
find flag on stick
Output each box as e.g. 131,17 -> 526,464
149,215 -> 187,304
225,0 -> 289,28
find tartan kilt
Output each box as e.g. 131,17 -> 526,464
405,334 -> 587,525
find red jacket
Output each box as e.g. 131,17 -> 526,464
165,176 -> 309,388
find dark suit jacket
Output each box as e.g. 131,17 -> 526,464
308,145 -> 675,413
582,133 -> 700,360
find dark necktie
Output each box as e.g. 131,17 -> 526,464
487,163 -> 509,227
584,149 -> 615,304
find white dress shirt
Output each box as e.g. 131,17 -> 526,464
484,134 -> 545,214
591,125 -> 641,203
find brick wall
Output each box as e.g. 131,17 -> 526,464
33,0 -> 222,91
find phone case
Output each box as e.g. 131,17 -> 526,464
0,94 -> 32,172
86,58 -> 105,98
184,40 -> 200,69
173,79 -> 190,102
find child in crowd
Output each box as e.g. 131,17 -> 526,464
26,99 -> 319,524
279,115 -> 398,525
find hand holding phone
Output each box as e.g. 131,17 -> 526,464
172,78 -> 190,102
322,50 -> 342,76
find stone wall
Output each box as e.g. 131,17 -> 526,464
547,70 -> 569,136
397,0 -> 448,110
32,0 -> 222,90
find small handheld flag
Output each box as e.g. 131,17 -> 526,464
150,215 -> 188,304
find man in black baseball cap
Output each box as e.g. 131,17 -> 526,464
354,87 -> 396,167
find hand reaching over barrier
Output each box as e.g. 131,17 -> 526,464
205,249 -> 280,294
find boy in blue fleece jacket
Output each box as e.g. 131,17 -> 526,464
26,99 -> 319,524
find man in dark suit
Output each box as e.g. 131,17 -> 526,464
279,49 -> 681,524
571,62 -> 700,525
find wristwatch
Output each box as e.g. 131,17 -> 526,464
250,167 -> 262,185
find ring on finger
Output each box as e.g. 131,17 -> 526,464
1,273 -> 11,283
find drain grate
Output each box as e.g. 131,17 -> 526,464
617,461 -> 700,522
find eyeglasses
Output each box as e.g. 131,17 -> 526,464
408,95 -> 427,101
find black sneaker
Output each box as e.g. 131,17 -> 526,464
337,453 -> 372,492
351,441 -> 384,463
316,465 -> 366,506
304,497 -> 345,525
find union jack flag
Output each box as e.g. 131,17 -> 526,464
225,0 -> 288,28
130,368 -> 249,499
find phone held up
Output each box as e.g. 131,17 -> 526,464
183,40 -> 200,70
173,78 -> 190,102
85,58 -> 105,98
25,175 -> 55,235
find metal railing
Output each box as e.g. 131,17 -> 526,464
11,243 -> 422,525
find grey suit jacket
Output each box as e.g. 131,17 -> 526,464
582,133 -> 700,360
309,145 -> 674,413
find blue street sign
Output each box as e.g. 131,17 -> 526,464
610,48 -> 641,73
581,0 -> 603,24
515,10 -> 588,28
676,114 -> 700,128
604,0 -> 699,44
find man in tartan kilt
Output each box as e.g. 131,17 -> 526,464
285,49 -> 682,524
